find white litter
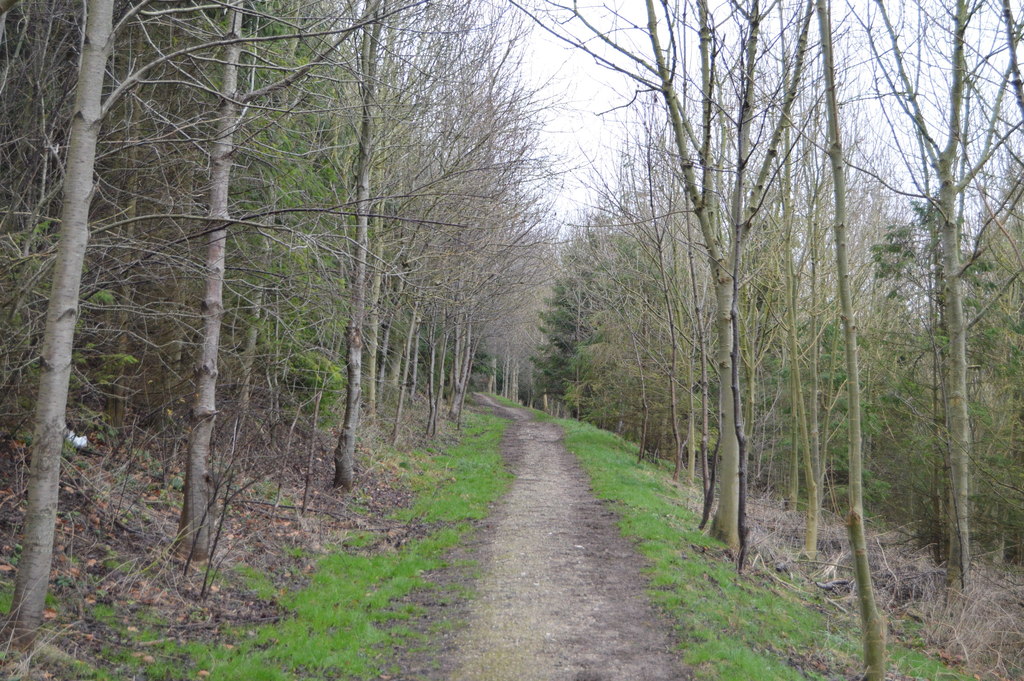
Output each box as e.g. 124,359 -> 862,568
65,430 -> 88,449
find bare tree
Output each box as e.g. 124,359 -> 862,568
2,0 -> 117,648
333,0 -> 383,490
817,0 -> 887,675
864,0 -> 1017,590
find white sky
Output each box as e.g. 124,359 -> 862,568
519,17 -> 636,219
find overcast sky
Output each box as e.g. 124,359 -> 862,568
520,15 -> 635,219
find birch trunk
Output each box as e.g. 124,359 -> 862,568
817,0 -> 887,675
3,0 -> 114,648
176,4 -> 243,561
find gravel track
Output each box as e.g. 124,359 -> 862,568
396,395 -> 690,681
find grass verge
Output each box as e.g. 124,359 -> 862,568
557,417 -> 972,681
139,410 -> 511,681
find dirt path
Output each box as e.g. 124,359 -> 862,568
398,396 -> 690,681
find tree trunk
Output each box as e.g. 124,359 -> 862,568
3,0 -> 114,648
631,330 -> 651,463
409,317 -> 421,397
644,0 -> 811,551
487,354 -> 496,394
448,322 -> 474,424
238,290 -> 262,414
937,0 -> 971,590
817,0 -> 887,676
333,11 -> 382,490
425,322 -> 438,428
686,347 -> 697,483
376,310 -> 391,396
427,326 -> 448,438
364,242 -> 383,418
786,222 -> 818,556
725,7 -> 760,569
391,303 -> 419,445
709,271 -> 741,547
177,3 -> 244,561
502,351 -> 511,399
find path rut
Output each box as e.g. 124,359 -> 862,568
399,396 -> 689,681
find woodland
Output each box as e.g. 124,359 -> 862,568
1,0 -> 1024,680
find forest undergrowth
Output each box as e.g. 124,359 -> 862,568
0,399 -> 510,680
3,397 -> 1023,680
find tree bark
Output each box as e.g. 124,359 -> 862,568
176,3 -> 243,562
937,0 -> 972,591
817,0 -> 887,676
644,0 -> 812,550
448,322 -> 474,424
726,1 -> 761,569
487,354 -> 496,394
333,8 -> 382,489
238,289 -> 263,414
3,0 -> 114,648
391,303 -> 419,445
785,217 -> 819,556
364,242 -> 383,418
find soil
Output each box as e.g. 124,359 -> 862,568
394,395 -> 691,681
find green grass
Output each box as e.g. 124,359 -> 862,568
486,393 -> 522,409
557,417 -> 973,681
139,411 -> 511,681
